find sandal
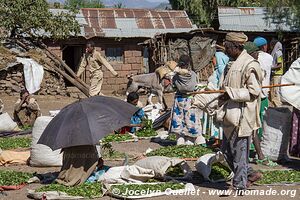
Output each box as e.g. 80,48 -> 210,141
255,157 -> 278,167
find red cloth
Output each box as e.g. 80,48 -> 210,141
0,183 -> 27,191
120,127 -> 130,134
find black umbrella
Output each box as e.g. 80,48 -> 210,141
38,96 -> 139,150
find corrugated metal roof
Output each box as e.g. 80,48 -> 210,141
80,8 -> 197,38
218,7 -> 296,32
49,8 -> 197,38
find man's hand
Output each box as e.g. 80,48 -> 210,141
114,73 -> 119,77
21,93 -> 29,103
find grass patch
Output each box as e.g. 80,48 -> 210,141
257,170 -> 300,184
0,136 -> 32,150
146,145 -> 213,158
110,182 -> 184,197
0,170 -> 32,185
36,183 -> 102,198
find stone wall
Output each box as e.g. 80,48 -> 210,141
0,64 -> 67,96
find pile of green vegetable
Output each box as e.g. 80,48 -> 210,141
20,125 -> 32,131
110,182 -> 184,197
165,165 -> 185,177
135,119 -> 157,138
257,170 -> 300,184
166,134 -> 176,141
146,145 -> 213,158
209,163 -> 231,180
0,136 -> 32,150
0,170 -> 32,185
101,134 -> 133,143
36,183 -> 102,198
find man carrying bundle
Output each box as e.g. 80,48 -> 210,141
193,32 -> 263,191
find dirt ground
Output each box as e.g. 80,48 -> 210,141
0,94 -> 299,200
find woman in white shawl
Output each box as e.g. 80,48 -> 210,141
281,57 -> 300,158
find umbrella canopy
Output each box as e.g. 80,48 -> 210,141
38,96 -> 139,150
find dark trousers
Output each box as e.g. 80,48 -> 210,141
221,129 -> 253,189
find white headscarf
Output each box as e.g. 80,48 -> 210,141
271,41 -> 283,58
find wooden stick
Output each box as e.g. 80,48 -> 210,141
43,51 -> 89,97
16,39 -> 89,97
188,83 -> 295,95
38,42 -> 90,89
261,83 -> 295,89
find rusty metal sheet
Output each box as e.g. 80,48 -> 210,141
84,26 -> 96,38
240,7 -> 255,15
134,10 -> 154,29
94,27 -> 104,37
115,9 -> 126,18
158,11 -> 174,29
169,11 -> 192,28
123,9 -> 135,18
89,10 -> 100,29
150,11 -> 165,29
79,8 -> 196,38
98,10 -> 116,29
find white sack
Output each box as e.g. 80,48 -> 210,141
134,156 -> 188,178
0,112 -> 18,131
261,107 -> 292,161
30,116 -> 63,166
195,151 -> 233,182
99,165 -> 155,184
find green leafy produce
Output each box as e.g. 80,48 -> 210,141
146,178 -> 160,183
0,170 -> 32,185
135,119 -> 157,138
165,165 -> 185,177
101,134 -> 133,143
257,170 -> 300,184
36,183 -> 102,198
110,182 -> 184,196
21,125 -> 32,131
146,145 -> 213,158
0,136 -> 32,150
166,134 -> 176,141
209,163 -> 231,180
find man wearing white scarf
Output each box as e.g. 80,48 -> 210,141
193,32 -> 263,191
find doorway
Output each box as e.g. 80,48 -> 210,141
62,45 -> 85,86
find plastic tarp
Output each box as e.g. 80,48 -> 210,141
17,57 -> 44,94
